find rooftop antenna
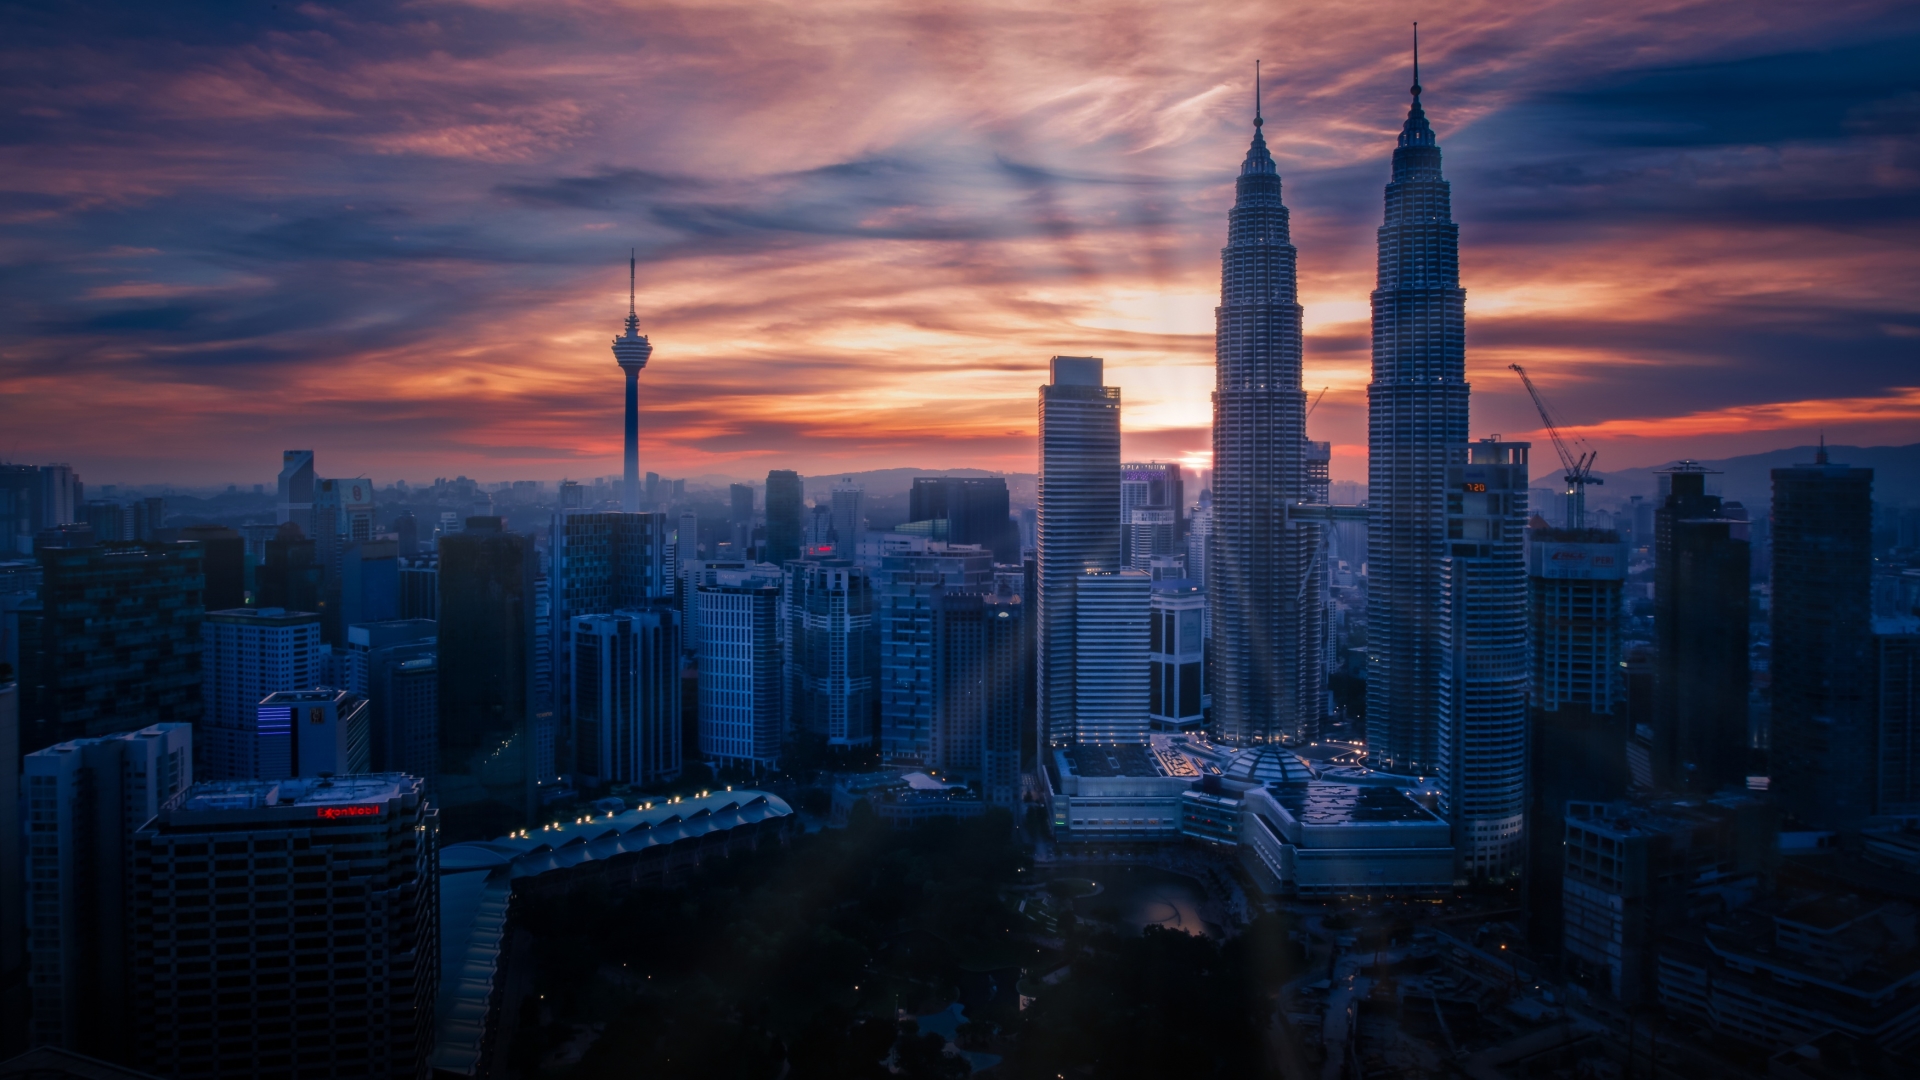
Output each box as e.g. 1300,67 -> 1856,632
1817,430 -> 1828,465
628,248 -> 636,316
1412,22 -> 1421,96
1255,60 -> 1262,128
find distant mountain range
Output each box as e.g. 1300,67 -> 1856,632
1589,443 -> 1920,508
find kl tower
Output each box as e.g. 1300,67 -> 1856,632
611,251 -> 654,512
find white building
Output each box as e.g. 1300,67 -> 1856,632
200,607 -> 322,781
572,609 -> 681,786
698,567 -> 784,768
1072,569 -> 1151,744
25,723 -> 193,1052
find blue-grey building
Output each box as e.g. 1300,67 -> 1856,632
1366,61 -> 1471,777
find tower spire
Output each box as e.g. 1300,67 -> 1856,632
1255,59 -> 1262,128
1412,22 -> 1421,98
628,248 -> 636,316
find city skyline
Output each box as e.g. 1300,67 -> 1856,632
4,1 -> 1918,485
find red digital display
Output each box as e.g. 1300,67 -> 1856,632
315,805 -> 380,819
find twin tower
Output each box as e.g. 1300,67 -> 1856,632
1210,61 -> 1470,773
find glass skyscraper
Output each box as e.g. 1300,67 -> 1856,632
1037,356 -> 1121,747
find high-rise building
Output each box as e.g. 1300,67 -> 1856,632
1149,577 -> 1205,729
437,517 -> 535,832
1653,465 -> 1750,793
394,510 -> 420,557
0,465 -> 39,556
931,590 -> 989,773
1365,65 -> 1470,775
830,480 -> 864,559
257,523 -> 322,615
803,504 -> 835,555
131,774 -> 438,1080
1038,356 -> 1121,748
275,450 -> 314,533
398,553 -> 437,621
983,597 -> 1025,808
612,255 -> 655,514
1072,570 -> 1152,745
1874,617 -> 1920,815
1119,463 -> 1183,570
1210,84 -> 1322,748
1436,440 -> 1530,879
1305,440 -> 1331,506
878,544 -> 994,765
200,608 -> 323,781
697,566 -> 783,769
177,525 -> 244,611
28,541 -> 204,751
255,687 -> 369,779
911,477 -> 1020,562
0,677 -> 20,1053
765,470 -> 804,567
571,609 -> 681,786
1525,525 -> 1629,948
1185,498 -> 1213,615
784,559 -> 877,749
344,619 -> 438,778
24,723 -> 192,1056
1770,449 -> 1874,828
729,483 -> 755,554
548,511 -> 671,774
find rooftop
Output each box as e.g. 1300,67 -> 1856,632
1064,743 -> 1161,778
172,773 -> 419,815
1272,784 -> 1443,827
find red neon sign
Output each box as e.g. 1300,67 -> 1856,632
315,805 -> 380,819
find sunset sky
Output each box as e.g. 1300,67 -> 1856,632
2,0 -> 1917,487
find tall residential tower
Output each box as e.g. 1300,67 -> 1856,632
1365,53 -> 1471,775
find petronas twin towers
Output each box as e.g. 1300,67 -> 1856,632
1210,60 -> 1468,756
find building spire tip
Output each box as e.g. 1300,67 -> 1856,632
1411,22 -> 1422,97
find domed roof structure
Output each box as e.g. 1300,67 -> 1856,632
1222,746 -> 1317,788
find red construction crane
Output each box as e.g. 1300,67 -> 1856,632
1509,364 -> 1602,527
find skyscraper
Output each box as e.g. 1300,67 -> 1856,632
548,510 -> 671,774
1653,465 -> 1750,793
784,559 -> 877,749
344,618 -> 438,781
697,566 -> 783,769
254,686 -> 370,778
1770,448 -> 1874,828
437,517 -> 535,833
982,597 -> 1025,809
730,483 -> 755,554
1436,440 -> 1530,879
1875,617 -> 1920,815
1366,56 -> 1470,775
1071,569 -> 1152,744
1038,356 -> 1121,747
765,470 -> 804,567
1149,577 -> 1205,729
200,607 -> 323,780
571,609 -> 681,786
24,723 -> 191,1057
830,480 -> 865,558
1210,79 -> 1322,747
878,543 -> 994,765
275,450 -> 314,533
176,525 -> 244,611
909,476 -> 1019,562
131,774 -> 438,1080
612,255 -> 655,514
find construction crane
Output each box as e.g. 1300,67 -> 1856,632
1509,364 -> 1602,528
1306,386 -> 1329,421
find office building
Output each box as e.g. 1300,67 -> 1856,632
1770,449 -> 1875,828
1562,795 -> 1772,1002
1185,500 -> 1212,610
1119,463 -> 1183,571
1876,617 -> 1920,815
394,510 -> 420,556
28,541 -> 203,751
910,476 -> 1019,562
25,724 -> 192,1056
176,525 -> 244,611
275,450 -> 315,534
765,470 -> 803,567
398,553 -> 438,621
571,609 -> 681,786
0,677 -> 18,1055
257,523 -> 322,615
878,543 -> 994,765
1038,356 -> 1122,747
680,559 -> 752,658
1525,526 -> 1629,948
784,559 -> 877,748
548,511 -> 671,774
830,480 -> 864,558
345,619 -> 438,780
255,687 -> 369,779
803,504 -> 835,554
612,256 -> 655,513
981,596 -> 1025,809
1366,70 -> 1471,775
1149,577 -> 1205,729
0,466 -> 37,556
437,518 -> 535,831
131,774 -> 438,1080
697,566 -> 783,769
1653,464 -> 1751,793
1210,86 -> 1323,749
729,483 -> 755,554
200,608 -> 323,781
929,590 -> 993,774
1434,440 -> 1530,879
1072,569 -> 1151,745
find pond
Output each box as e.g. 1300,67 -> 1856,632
1048,866 -> 1219,938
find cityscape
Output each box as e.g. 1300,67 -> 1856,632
2,3 -> 1919,1080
